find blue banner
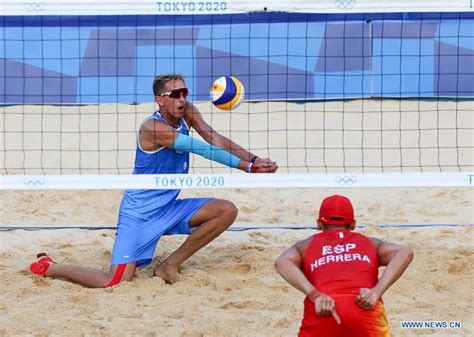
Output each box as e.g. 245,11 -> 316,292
1,13 -> 473,104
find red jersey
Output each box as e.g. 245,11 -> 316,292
302,230 -> 379,295
299,230 -> 390,337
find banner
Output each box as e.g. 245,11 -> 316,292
4,0 -> 474,16
2,173 -> 473,189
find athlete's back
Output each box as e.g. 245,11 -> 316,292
299,230 -> 390,337
302,230 -> 379,295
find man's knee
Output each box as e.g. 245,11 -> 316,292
102,263 -> 136,288
229,202 -> 238,220
218,200 -> 238,223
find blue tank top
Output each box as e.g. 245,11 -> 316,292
119,110 -> 190,219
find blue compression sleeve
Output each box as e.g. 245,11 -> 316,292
172,133 -> 241,168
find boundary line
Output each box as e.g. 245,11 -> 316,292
0,224 -> 472,231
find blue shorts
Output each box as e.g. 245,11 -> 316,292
111,197 -> 212,267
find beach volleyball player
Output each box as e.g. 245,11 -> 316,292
275,195 -> 413,337
29,73 -> 278,287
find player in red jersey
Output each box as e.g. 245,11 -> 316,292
274,195 -> 414,337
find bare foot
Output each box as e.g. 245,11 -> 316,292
153,261 -> 179,284
18,267 -> 31,275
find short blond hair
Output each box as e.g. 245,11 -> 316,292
152,74 -> 186,96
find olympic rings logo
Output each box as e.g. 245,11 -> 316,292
335,0 -> 356,10
24,2 -> 45,12
24,178 -> 45,187
335,175 -> 357,186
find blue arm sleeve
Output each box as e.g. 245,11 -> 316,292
172,133 -> 241,169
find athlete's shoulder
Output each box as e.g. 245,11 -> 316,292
140,114 -> 168,131
349,231 -> 368,239
295,235 -> 315,255
138,113 -> 177,151
306,231 -> 328,242
348,232 -> 381,253
349,231 -> 374,243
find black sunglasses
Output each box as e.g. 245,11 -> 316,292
159,87 -> 189,99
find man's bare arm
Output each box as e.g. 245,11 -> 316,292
274,237 -> 314,295
373,238 -> 414,296
357,238 -> 414,309
184,103 -> 277,171
274,237 -> 341,324
139,119 -> 177,151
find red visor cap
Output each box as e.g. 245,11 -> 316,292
318,195 -> 354,226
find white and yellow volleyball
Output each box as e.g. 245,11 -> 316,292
210,76 -> 245,110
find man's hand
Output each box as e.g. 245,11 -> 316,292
253,157 -> 278,173
313,293 -> 341,324
356,288 -> 380,310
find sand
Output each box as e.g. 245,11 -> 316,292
0,187 -> 473,336
0,99 -> 473,336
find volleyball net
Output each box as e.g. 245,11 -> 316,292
1,1 -> 473,189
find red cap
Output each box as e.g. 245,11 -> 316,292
318,195 -> 354,226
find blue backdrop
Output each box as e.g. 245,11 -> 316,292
1,12 -> 473,104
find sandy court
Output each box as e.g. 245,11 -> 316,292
0,188 -> 473,336
0,99 -> 473,335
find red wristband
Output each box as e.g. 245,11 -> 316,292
246,162 -> 258,173
307,289 -> 323,303
251,163 -> 258,173
246,162 -> 259,173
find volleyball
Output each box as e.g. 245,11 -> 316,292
210,76 -> 245,110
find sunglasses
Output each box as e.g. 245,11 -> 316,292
159,87 -> 189,99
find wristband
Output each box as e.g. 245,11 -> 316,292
246,162 -> 252,173
246,162 -> 258,173
307,289 -> 323,303
250,155 -> 258,163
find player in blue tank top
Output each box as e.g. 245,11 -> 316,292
119,110 -> 192,217
29,74 -> 278,287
